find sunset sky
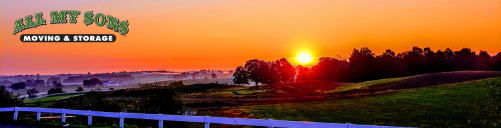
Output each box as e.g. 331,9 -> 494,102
0,0 -> 500,75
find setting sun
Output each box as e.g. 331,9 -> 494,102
297,53 -> 313,64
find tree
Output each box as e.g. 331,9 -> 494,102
83,80 -> 91,87
453,48 -> 477,70
27,88 -> 39,98
232,66 -> 249,85
211,73 -> 217,79
52,81 -> 57,86
25,79 -> 34,87
312,57 -> 349,82
245,59 -> 266,85
494,53 -> 501,71
238,58 -> 295,85
401,47 -> 426,76
0,86 -> 24,107
48,88 -> 64,94
275,58 -> 296,83
89,78 -> 103,86
477,50 -> 493,70
10,82 -> 26,90
349,47 -> 383,82
378,49 -> 400,78
296,65 -> 314,81
76,87 -> 84,92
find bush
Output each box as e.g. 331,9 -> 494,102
48,88 -> 64,94
75,87 -> 84,92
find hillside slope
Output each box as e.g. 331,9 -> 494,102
242,76 -> 501,127
330,71 -> 501,93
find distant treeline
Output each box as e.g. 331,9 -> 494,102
63,74 -> 134,83
234,47 -> 501,85
297,47 -> 501,82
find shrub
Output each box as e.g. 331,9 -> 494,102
48,88 -> 64,94
75,87 -> 84,92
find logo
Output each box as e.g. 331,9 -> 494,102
13,10 -> 129,42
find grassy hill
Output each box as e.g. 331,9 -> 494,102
329,71 -> 501,93
240,76 -> 501,127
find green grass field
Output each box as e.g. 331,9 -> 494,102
24,93 -> 85,104
329,77 -> 407,93
241,77 -> 501,127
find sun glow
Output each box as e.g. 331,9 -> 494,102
297,53 -> 313,64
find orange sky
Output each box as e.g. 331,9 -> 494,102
1,0 -> 500,75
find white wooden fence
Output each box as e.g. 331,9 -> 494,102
0,107 -> 412,128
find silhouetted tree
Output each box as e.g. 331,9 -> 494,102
245,59 -> 266,85
89,78 -> 103,86
312,57 -> 349,82
275,58 -> 296,83
494,53 -> 501,71
477,50 -> 493,70
46,77 -> 61,86
378,49 -> 400,78
76,87 -> 84,92
211,73 -> 217,79
25,79 -> 34,87
453,48 -> 477,70
296,65 -> 314,81
27,88 -> 39,98
10,82 -> 26,90
83,79 -> 91,87
48,88 -> 64,94
0,86 -> 24,107
402,47 -> 426,75
232,66 -> 249,85
349,47 -> 383,82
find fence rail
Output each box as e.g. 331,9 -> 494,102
0,107 -> 411,128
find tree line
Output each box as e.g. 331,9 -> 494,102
301,47 -> 501,82
234,47 -> 501,84
63,74 -> 134,83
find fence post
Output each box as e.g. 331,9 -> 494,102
13,107 -> 18,121
158,113 -> 163,128
37,111 -> 41,121
268,118 -> 273,128
120,112 -> 124,128
346,123 -> 350,128
88,110 -> 92,126
61,108 -> 66,123
204,115 -> 209,128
